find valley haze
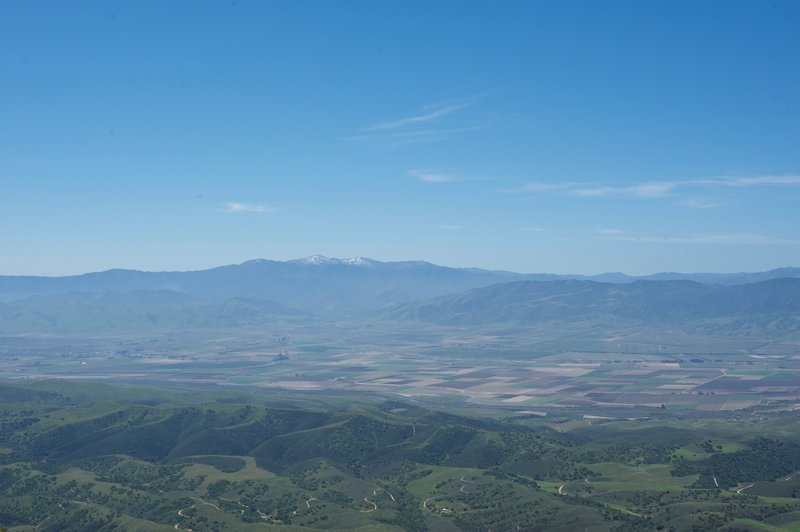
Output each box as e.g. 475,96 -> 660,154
1,255 -> 800,530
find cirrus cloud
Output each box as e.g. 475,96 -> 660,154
408,169 -> 462,183
508,174 -> 800,201
224,202 -> 274,213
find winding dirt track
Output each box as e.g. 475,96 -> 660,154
174,504 -> 194,530
361,497 -> 378,512
219,496 -> 247,515
175,497 -> 219,529
190,497 -> 221,510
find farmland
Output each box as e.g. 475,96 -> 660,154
2,319 -> 799,416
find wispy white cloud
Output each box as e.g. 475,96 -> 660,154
696,175 -> 800,187
510,174 -> 800,200
347,94 -> 487,146
595,228 -> 624,235
224,202 -> 274,213
572,182 -> 676,198
601,233 -> 800,246
368,104 -> 468,131
508,181 -> 674,198
420,91 -> 496,111
437,224 -> 463,231
408,169 -> 462,183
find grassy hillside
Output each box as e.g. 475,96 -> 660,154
1,381 -> 799,531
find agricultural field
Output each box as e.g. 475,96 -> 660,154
2,321 -> 799,415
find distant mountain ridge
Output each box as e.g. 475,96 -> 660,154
0,256 -> 523,311
383,278 -> 800,334
636,267 -> 800,285
0,257 -> 798,334
2,256 -> 798,301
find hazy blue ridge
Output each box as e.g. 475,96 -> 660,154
1,258 -> 799,334
382,278 -> 800,333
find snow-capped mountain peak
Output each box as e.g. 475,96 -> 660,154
294,255 -> 337,265
342,257 -> 375,266
291,255 -> 376,266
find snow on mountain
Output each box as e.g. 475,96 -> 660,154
291,255 -> 377,266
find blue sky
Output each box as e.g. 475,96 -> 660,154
1,1 -> 798,276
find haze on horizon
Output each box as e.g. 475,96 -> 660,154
1,1 -> 798,277
3,254 -> 800,281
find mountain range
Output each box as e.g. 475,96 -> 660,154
0,256 -> 524,311
383,278 -> 800,334
0,257 -> 798,334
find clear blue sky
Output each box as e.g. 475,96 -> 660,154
1,0 -> 798,276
